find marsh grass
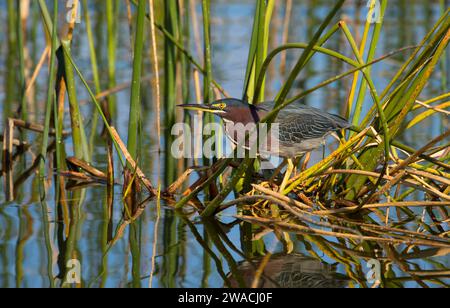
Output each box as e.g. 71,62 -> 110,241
0,0 -> 449,288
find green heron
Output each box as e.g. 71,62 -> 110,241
179,98 -> 350,191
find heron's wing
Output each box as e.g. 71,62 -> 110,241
257,101 -> 350,142
277,109 -> 348,143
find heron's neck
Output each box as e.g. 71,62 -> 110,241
224,105 -> 265,125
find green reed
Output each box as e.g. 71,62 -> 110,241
127,0 -> 147,159
349,0 -> 387,128
106,0 -> 118,118
82,0 -> 102,159
38,0 -> 90,162
162,0 -> 179,186
244,0 -> 274,102
202,0 -> 212,105
61,38 -> 90,161
16,0 -> 27,122
38,0 -> 59,184
4,1 -> 17,119
346,9 -> 450,200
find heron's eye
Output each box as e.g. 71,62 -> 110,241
214,103 -> 226,110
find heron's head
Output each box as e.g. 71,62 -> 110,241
178,99 -> 260,124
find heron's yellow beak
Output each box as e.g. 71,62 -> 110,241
178,104 -> 225,114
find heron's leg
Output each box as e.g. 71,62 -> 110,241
279,158 -> 294,193
301,153 -> 310,171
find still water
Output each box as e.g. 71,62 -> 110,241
0,0 -> 449,288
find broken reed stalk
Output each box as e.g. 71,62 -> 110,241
250,183 -> 450,215
236,215 -> 450,248
78,75 -> 153,106
2,119 -> 15,201
10,119 -> 68,136
66,157 -> 107,179
25,46 -> 49,99
391,130 -> 450,174
110,127 -> 156,196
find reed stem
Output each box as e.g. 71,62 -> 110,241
127,0 -> 146,159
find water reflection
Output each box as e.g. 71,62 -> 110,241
0,187 -> 449,287
227,253 -> 348,288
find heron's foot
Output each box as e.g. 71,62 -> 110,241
292,156 -> 302,176
279,159 -> 294,193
